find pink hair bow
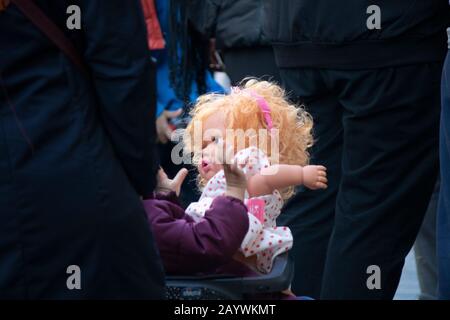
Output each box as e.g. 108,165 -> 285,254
231,87 -> 274,132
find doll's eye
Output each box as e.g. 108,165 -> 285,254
213,136 -> 224,144
202,136 -> 220,148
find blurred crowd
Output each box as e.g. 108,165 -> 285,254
148,0 -> 450,300
0,0 -> 449,300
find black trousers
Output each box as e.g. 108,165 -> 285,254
278,63 -> 442,299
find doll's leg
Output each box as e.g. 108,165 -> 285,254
321,63 -> 442,299
278,68 -> 343,299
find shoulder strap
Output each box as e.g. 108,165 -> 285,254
11,0 -> 89,76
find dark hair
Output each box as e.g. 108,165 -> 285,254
168,0 -> 208,104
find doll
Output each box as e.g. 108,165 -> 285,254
183,79 -> 328,273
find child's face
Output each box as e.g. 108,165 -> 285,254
198,113 -> 227,181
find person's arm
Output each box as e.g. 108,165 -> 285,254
81,0 -> 157,197
188,0 -> 222,37
247,165 -> 328,197
143,194 -> 249,274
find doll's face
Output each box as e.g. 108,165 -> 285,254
198,112 -> 227,181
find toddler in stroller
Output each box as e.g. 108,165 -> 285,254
143,80 -> 327,299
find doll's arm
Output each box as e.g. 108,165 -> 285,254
247,165 -> 328,197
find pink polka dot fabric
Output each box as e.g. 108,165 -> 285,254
186,147 -> 293,273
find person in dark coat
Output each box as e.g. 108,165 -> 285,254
265,0 -> 449,299
190,0 -> 281,85
0,0 -> 165,299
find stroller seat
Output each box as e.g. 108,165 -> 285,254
165,253 -> 294,300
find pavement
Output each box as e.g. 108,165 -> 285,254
394,250 -> 420,300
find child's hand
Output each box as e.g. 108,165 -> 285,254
156,167 -> 188,196
223,160 -> 247,201
156,109 -> 183,144
217,140 -> 247,201
303,165 -> 328,190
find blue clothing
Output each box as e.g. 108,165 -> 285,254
0,0 -> 164,298
153,0 -> 224,118
438,44 -> 450,300
154,52 -> 223,117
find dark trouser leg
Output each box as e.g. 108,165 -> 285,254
278,69 -> 343,299
438,52 -> 450,300
321,63 -> 442,299
414,179 -> 439,300
223,47 -> 282,85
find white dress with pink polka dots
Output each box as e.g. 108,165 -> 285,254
186,147 -> 293,273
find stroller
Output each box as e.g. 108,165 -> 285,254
165,253 -> 294,300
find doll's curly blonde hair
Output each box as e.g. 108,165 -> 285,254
184,79 -> 314,200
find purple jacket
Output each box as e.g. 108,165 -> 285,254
143,192 -> 251,275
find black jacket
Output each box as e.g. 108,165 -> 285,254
0,0 -> 164,298
190,0 -> 269,50
264,0 -> 450,69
